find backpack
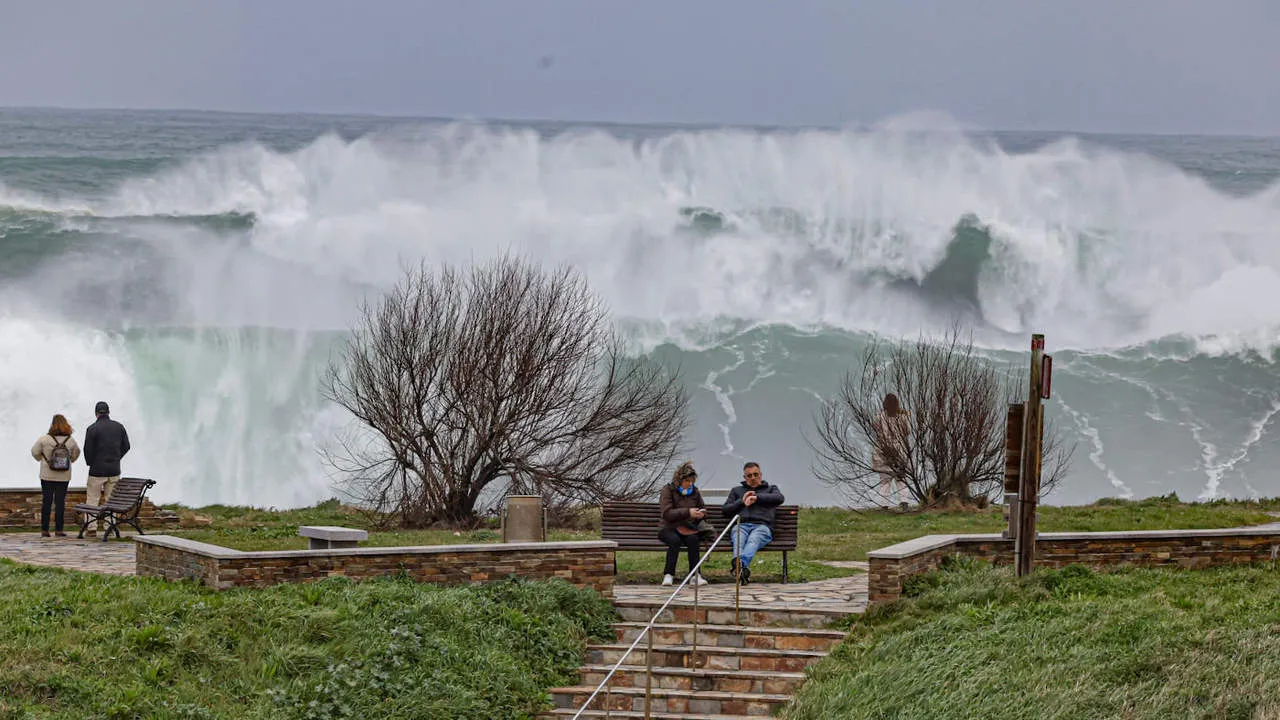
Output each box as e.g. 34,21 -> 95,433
48,436 -> 72,472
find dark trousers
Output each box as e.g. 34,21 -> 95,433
658,527 -> 701,576
40,480 -> 68,533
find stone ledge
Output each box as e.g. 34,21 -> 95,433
134,535 -> 244,559
135,536 -> 617,595
1029,526 -> 1280,541
0,487 -> 178,529
867,526 -> 1280,606
135,535 -> 615,559
868,526 -> 1280,560
867,534 -> 982,559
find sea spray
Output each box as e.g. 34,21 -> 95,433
3,109 -> 1280,505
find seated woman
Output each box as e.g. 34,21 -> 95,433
657,461 -> 711,586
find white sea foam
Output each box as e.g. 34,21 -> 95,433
5,121 -> 1280,350
1059,399 -> 1133,499
6,118 -> 1280,505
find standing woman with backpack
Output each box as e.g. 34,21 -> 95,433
30,414 -> 81,537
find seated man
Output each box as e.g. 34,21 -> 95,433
721,461 -> 784,584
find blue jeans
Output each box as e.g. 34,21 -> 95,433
731,523 -> 773,568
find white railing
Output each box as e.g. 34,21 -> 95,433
571,514 -> 745,719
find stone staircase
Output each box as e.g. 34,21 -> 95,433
541,598 -> 850,718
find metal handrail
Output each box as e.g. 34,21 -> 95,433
570,513 -> 742,719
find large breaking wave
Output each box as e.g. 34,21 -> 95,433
4,117 -> 1280,506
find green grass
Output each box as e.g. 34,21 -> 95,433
158,494 -> 1280,585
784,558 -> 1280,719
0,561 -> 615,720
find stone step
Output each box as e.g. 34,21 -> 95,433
535,707 -> 752,717
613,599 -> 850,628
587,642 -> 825,673
539,710 -> 754,720
548,684 -> 791,715
578,664 -> 806,695
612,621 -> 846,652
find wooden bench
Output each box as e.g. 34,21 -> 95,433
601,501 -> 800,582
75,477 -> 157,541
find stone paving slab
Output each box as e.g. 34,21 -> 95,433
614,572 -> 868,615
0,532 -> 137,575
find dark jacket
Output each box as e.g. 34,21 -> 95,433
721,481 -> 785,528
659,482 -> 706,531
83,415 -> 130,478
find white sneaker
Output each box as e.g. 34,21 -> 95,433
661,574 -> 674,586
690,574 -> 710,586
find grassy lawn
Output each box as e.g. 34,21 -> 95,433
159,494 -> 1280,585
0,561 -> 614,720
784,559 -> 1280,719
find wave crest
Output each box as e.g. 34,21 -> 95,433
4,122 -> 1280,350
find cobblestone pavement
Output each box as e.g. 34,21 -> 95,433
615,563 -> 868,614
0,532 -> 137,575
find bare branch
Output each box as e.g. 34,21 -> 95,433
806,326 -> 1075,509
322,256 -> 689,527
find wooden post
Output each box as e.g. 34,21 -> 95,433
1003,403 -> 1024,540
1015,334 -> 1045,577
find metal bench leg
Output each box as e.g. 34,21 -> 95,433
76,512 -> 94,539
782,552 -> 789,584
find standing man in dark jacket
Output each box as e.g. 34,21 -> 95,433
82,401 -> 130,536
721,461 -> 784,584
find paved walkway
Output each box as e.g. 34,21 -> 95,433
0,532 -> 137,575
615,561 -> 868,614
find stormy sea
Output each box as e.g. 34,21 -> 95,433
3,108 -> 1280,507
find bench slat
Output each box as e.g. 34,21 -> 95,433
601,502 -> 799,552
75,477 -> 156,541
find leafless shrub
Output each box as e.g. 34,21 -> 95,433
808,327 -> 1073,509
322,257 -> 689,527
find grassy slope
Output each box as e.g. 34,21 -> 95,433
3,496 -> 1278,717
784,559 -> 1280,720
0,563 -> 614,720
161,495 -> 1280,584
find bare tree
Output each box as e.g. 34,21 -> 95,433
808,328 -> 1073,509
322,257 -> 689,527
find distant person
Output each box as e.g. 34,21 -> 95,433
82,401 -> 130,537
721,461 -> 784,585
658,461 -> 711,587
872,392 -> 911,506
30,414 -> 82,537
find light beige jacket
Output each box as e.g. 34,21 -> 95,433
31,434 -> 82,482
871,411 -> 911,474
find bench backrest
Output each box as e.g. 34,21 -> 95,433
104,477 -> 156,514
601,501 -> 799,551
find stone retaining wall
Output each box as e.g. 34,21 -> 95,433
867,527 -> 1280,605
0,487 -> 179,529
135,536 -> 616,596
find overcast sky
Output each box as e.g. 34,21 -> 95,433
1,0 -> 1277,135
